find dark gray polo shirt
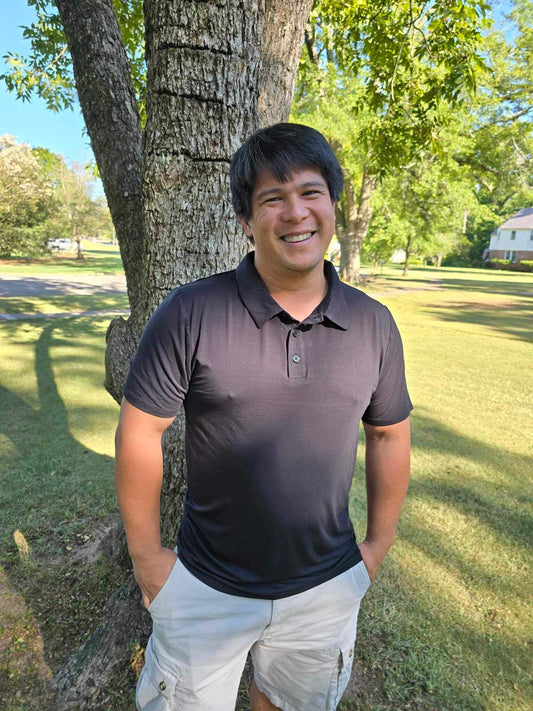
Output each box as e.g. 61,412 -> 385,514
124,252 -> 412,599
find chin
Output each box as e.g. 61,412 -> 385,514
284,258 -> 323,273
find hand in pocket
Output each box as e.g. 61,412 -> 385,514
132,547 -> 178,609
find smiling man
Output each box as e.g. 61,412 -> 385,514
115,123 -> 412,711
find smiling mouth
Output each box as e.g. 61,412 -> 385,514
281,231 -> 316,243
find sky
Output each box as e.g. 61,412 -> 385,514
0,0 -> 517,170
0,0 -> 94,166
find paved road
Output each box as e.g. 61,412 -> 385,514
0,273 -> 128,321
0,273 -> 127,298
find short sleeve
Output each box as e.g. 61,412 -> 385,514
362,310 -> 412,426
123,289 -> 191,418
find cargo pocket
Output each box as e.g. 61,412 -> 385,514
327,645 -> 354,710
136,636 -> 181,710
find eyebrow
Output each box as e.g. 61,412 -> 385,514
255,180 -> 327,202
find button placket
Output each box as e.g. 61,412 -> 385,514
287,327 -> 307,378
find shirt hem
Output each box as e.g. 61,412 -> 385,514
177,546 -> 363,600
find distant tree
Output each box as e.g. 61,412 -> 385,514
55,161 -> 100,258
293,0 -> 491,282
0,135 -> 55,257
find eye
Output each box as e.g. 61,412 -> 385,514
265,196 -> 281,203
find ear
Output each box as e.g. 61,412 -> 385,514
237,214 -> 253,238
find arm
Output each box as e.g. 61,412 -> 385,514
359,417 -> 411,580
115,398 -> 177,607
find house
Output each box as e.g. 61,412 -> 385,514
487,208 -> 533,264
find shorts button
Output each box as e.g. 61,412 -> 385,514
292,354 -> 301,363
159,680 -> 167,691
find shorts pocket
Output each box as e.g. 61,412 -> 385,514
351,559 -> 371,597
136,636 -> 181,710
147,556 -> 179,614
327,644 -> 354,710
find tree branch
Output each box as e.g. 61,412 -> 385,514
55,0 -> 144,316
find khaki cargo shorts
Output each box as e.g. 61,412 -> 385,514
136,558 -> 371,711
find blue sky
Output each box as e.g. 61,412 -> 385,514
0,0 -> 516,168
0,0 -> 93,166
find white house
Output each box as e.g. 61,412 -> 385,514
488,208 -> 533,264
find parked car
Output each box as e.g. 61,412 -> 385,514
47,238 -> 72,252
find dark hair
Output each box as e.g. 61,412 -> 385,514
230,123 -> 344,220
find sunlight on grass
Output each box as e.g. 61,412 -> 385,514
0,267 -> 531,710
0,294 -> 129,315
0,317 -> 119,559
0,242 -> 124,275
349,268 -> 533,710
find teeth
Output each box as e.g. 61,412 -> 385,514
283,232 -> 313,243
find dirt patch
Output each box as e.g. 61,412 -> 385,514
0,518 -> 131,710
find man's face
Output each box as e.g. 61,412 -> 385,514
238,167 -> 336,279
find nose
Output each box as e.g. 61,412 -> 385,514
280,195 -> 308,223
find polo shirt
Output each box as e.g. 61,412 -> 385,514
124,252 -> 412,599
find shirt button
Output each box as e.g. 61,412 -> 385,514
292,330 -> 300,337
159,680 -> 167,691
292,354 -> 301,363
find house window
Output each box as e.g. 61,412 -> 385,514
511,230 -> 516,240
505,250 -> 516,262
530,230 -> 533,240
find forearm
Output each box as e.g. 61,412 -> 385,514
115,426 -> 164,560
364,419 -> 410,554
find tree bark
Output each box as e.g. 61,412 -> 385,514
338,168 -> 376,284
56,0 -> 143,317
403,233 -> 413,276
52,0 -> 311,706
259,1 -> 314,127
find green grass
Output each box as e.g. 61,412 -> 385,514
0,242 -> 124,275
0,294 -> 130,315
345,266 -> 532,711
0,265 -> 531,710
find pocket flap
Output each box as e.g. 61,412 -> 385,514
137,637 -> 181,706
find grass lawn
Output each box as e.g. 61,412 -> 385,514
0,242 -> 124,275
0,265 -> 531,710
0,294 -> 130,316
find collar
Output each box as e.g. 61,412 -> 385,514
235,252 -> 349,330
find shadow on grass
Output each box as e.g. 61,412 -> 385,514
0,294 -> 130,316
0,252 -> 123,274
423,300 -> 533,343
0,321 -> 126,708
350,553 -> 529,711
375,270 -> 533,298
0,321 -> 116,558
410,413 -> 532,544
344,412 -> 531,709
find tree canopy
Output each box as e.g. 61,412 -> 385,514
0,135 -> 112,258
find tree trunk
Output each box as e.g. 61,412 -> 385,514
338,168 -> 376,284
75,235 -> 83,260
55,0 -> 143,317
53,0 -> 311,706
436,252 -> 443,268
403,233 -> 413,276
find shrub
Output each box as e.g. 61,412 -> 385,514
519,260 -> 533,272
489,258 -> 511,270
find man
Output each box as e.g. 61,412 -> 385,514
115,123 -> 412,711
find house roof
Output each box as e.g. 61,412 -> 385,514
499,208 -> 533,230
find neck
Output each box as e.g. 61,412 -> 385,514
254,256 -> 328,322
